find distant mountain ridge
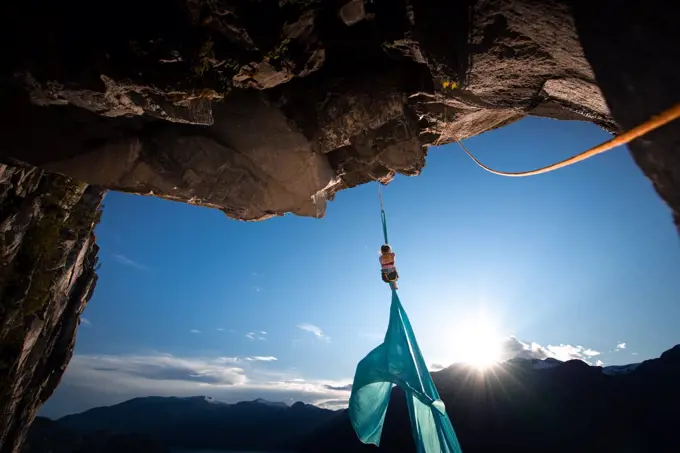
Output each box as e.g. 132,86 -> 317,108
504,355 -> 643,374
56,396 -> 341,451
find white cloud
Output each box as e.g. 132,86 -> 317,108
548,344 -> 600,360
80,317 -> 92,327
216,328 -> 225,332
616,342 -> 626,351
595,359 -> 604,366
315,398 -> 350,411
189,329 -> 201,334
297,323 -> 330,342
497,336 -> 602,365
112,254 -> 149,270
44,352 -> 352,418
428,363 -> 447,372
245,331 -> 267,341
65,353 -> 247,387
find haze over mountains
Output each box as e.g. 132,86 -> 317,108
23,344 -> 680,453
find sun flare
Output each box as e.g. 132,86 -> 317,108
452,314 -> 504,370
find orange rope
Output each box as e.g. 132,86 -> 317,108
456,102 -> 680,177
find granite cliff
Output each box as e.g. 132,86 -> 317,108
0,0 -> 678,452
0,166 -> 104,453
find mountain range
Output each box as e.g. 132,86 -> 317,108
54,396 -> 341,451
24,345 -> 680,453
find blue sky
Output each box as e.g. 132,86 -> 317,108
41,116 -> 680,417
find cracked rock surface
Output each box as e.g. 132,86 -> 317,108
0,165 -> 103,453
1,0 -> 641,223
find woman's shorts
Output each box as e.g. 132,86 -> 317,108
381,269 -> 399,283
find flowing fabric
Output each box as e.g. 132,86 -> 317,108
349,289 -> 463,453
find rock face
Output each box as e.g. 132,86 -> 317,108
1,0 -> 676,223
569,1 -> 680,229
0,165 -> 104,453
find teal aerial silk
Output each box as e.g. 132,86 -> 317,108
349,184 -> 463,453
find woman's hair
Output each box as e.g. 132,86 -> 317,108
380,244 -> 391,254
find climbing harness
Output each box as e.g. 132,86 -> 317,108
349,183 -> 463,453
456,102 -> 680,177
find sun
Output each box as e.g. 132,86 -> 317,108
452,314 -> 504,370
464,333 -> 502,369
